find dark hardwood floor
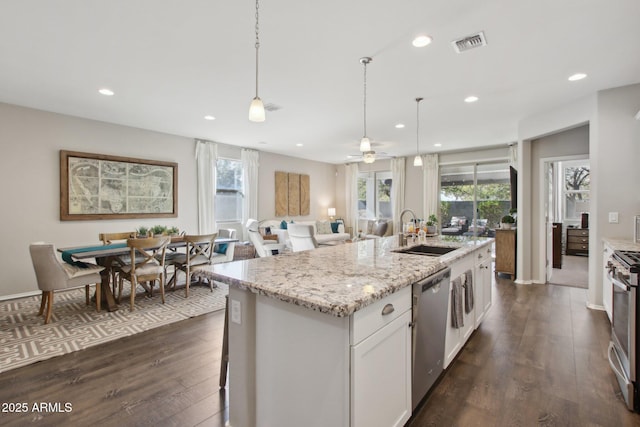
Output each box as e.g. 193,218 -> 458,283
1,273 -> 639,426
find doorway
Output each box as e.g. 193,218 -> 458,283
541,156 -> 590,288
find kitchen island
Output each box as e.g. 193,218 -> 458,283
202,235 -> 493,427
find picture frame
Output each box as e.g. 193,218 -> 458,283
60,150 -> 178,221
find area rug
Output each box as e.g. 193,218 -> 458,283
548,254 -> 589,289
0,282 -> 227,373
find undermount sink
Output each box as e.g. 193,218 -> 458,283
395,244 -> 458,257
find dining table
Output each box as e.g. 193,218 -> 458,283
58,236 -> 239,312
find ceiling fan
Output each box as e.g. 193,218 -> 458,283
346,150 -> 393,163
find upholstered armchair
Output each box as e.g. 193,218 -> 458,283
246,219 -> 285,257
287,224 -> 319,252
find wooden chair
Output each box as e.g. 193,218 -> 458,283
168,233 -> 218,297
98,231 -> 136,296
115,236 -> 170,311
29,243 -> 104,324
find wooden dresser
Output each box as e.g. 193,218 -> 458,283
495,229 -> 516,279
566,228 -> 589,256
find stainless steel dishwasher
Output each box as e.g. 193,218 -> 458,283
411,267 -> 451,410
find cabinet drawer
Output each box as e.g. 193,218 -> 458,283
351,286 -> 411,345
567,242 -> 589,251
475,246 -> 492,266
568,236 -> 589,244
567,229 -> 589,237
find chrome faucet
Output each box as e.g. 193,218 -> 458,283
399,209 -> 417,245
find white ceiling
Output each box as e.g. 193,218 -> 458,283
1,1 -> 639,164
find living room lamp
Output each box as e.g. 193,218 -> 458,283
248,0 -> 265,122
413,97 -> 423,167
328,207 -> 336,221
359,57 -> 372,152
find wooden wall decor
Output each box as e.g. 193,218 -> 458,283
300,174 -> 310,216
274,171 -> 310,217
288,173 -> 301,216
275,171 -> 288,216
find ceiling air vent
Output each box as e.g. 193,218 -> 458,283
452,31 -> 487,53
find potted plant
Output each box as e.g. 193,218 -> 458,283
167,226 -> 180,236
151,225 -> 168,236
426,214 -> 438,235
500,214 -> 516,230
137,226 -> 149,237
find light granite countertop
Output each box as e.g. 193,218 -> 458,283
200,235 -> 494,317
603,237 -> 640,252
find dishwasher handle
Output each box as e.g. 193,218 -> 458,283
417,267 -> 451,294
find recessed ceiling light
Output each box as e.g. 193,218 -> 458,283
568,73 -> 587,81
464,96 -> 478,103
395,123 -> 405,129
204,115 -> 216,120
296,143 -> 303,147
98,88 -> 114,96
434,143 -> 442,147
412,35 -> 433,48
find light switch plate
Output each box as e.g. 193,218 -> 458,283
231,299 -> 241,325
609,212 -> 619,224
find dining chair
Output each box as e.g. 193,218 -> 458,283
168,233 -> 218,297
115,236 -> 171,311
98,231 -> 137,296
29,243 -> 105,324
246,219 -> 285,257
211,229 -> 237,264
287,223 -> 319,252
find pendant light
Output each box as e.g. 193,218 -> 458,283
359,57 -> 372,152
363,151 -> 376,164
249,0 -> 265,122
413,97 -> 423,167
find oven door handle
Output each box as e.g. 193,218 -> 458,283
611,273 -> 631,291
608,341 -> 630,384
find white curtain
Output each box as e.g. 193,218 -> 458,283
391,157 -> 406,235
344,163 -> 359,237
422,154 -> 439,222
509,144 -> 517,169
241,149 -> 259,240
195,140 -> 218,234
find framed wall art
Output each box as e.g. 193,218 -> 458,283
60,150 -> 178,221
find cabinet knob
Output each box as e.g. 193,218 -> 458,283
381,303 -> 395,315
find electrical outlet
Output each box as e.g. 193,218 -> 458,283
231,299 -> 241,325
609,212 -> 619,224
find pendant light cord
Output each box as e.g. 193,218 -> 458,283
254,0 -> 260,98
362,58 -> 370,138
416,97 -> 423,154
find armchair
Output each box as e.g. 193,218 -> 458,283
246,219 -> 285,257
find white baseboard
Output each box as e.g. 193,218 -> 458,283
0,290 -> 40,301
587,302 -> 605,311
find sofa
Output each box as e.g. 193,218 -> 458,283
441,216 -> 469,236
357,218 -> 394,239
260,219 -> 351,247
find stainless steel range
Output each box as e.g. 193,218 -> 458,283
608,250 -> 640,411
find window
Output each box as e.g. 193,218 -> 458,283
215,158 -> 243,223
358,171 -> 392,219
440,162 -> 511,236
562,161 -> 590,220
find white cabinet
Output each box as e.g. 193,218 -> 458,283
350,286 -> 412,427
444,252 -> 475,369
603,242 -> 613,321
474,245 -> 493,328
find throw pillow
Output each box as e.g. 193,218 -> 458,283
280,220 -> 288,230
330,222 -> 339,233
316,221 -> 332,234
215,243 -> 228,254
